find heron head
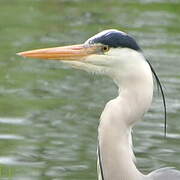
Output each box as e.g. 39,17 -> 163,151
17,29 -> 167,135
17,29 -> 144,77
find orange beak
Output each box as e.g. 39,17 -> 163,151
17,44 -> 98,61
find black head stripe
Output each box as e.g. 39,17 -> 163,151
89,30 -> 141,51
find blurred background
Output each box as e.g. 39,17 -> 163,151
0,0 -> 180,179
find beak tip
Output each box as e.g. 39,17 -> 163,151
16,52 -> 23,57
16,52 -> 28,58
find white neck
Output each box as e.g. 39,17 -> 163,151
98,59 -> 153,180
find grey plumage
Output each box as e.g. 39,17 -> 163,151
148,167 -> 180,180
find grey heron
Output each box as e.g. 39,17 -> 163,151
18,29 -> 180,180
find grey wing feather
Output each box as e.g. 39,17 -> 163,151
148,167 -> 180,180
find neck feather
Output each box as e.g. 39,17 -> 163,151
98,60 -> 153,180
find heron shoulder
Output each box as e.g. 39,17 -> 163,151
148,167 -> 180,180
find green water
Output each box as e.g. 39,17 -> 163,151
0,0 -> 180,179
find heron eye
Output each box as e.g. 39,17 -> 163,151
102,45 -> 110,53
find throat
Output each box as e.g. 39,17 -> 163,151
97,53 -> 154,180
98,81 -> 153,180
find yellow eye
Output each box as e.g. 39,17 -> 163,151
102,45 -> 110,52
